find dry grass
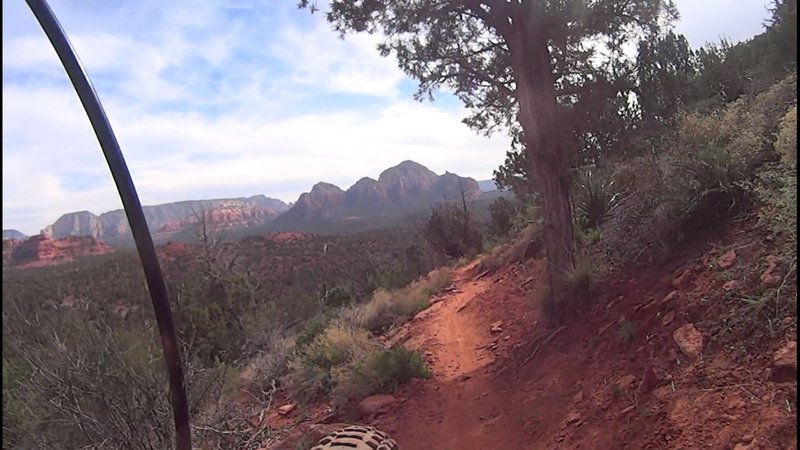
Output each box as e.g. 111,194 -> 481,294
354,267 -> 453,333
477,222 -> 542,274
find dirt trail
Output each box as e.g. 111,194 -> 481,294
267,221 -> 796,449
365,234 -> 797,449
371,261 -> 535,449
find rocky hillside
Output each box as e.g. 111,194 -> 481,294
42,196 -> 289,246
5,235 -> 114,269
269,161 -> 482,233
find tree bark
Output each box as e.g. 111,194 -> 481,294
507,18 -> 575,326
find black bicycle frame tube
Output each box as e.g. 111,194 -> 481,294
24,1 -> 192,448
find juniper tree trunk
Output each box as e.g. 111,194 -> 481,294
507,17 -> 575,326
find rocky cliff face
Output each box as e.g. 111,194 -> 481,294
41,196 -> 289,246
291,182 -> 346,218
377,160 -> 440,202
270,160 -> 482,233
343,177 -> 389,207
7,235 -> 114,268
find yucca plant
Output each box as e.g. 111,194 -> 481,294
574,166 -> 623,230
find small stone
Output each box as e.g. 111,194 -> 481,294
760,256 -> 782,286
741,434 -> 754,443
357,394 -> 397,416
617,374 -> 637,389
773,340 -> 797,369
718,250 -> 737,269
504,335 -> 511,340
639,366 -> 659,394
723,280 -> 741,292
620,405 -> 635,415
771,340 -> 797,382
490,321 -> 504,333
572,391 -> 584,403
761,273 -> 781,286
276,403 -> 296,416
671,269 -> 694,289
598,321 -> 615,336
566,411 -> 581,425
661,290 -> 681,305
661,311 -> 676,327
457,374 -> 472,382
733,437 -> 758,450
673,323 -> 704,359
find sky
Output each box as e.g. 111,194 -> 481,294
2,0 -> 774,235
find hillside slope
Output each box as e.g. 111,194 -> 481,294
269,220 -> 797,449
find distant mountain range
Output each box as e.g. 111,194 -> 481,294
478,179 -> 499,192
2,230 -> 27,241
264,160 -> 489,234
3,161 -> 508,252
33,195 -> 289,247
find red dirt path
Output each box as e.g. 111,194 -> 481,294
364,249 -> 796,449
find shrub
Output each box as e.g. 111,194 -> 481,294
488,196 -> 521,237
573,165 -> 622,230
286,325 -> 375,402
356,268 -> 452,333
323,285 -> 354,308
557,255 -> 593,315
296,314 -> 331,350
582,228 -> 603,245
2,317 -> 188,449
247,333 -> 295,392
332,346 -> 431,408
775,105 -> 797,166
748,163 -> 797,245
419,202 -> 483,259
563,257 -> 592,297
600,76 -> 795,267
477,222 -> 543,274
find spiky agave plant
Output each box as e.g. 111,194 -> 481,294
574,166 -> 623,230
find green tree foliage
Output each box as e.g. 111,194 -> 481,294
419,201 -> 483,260
301,0 -> 676,324
488,196 -> 521,237
689,0 -> 797,109
636,31 -> 697,131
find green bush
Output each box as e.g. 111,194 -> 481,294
557,256 -> 594,315
286,325 -> 375,402
478,222 -> 543,274
488,197 -> 521,237
775,105 -> 797,166
323,285 -> 354,308
574,166 -> 622,230
420,202 -> 483,259
749,163 -> 797,244
296,314 -> 331,350
332,346 -> 431,408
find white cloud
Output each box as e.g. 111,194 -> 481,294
270,20 -> 406,98
2,0 -> 770,235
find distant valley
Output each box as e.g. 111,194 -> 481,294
2,161 -> 508,268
